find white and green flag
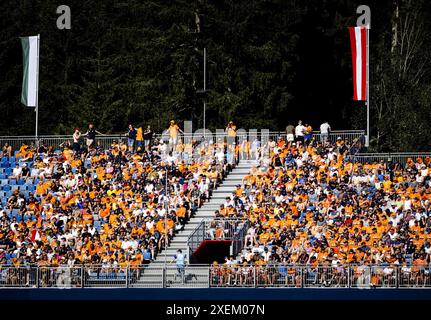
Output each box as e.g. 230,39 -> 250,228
20,35 -> 39,107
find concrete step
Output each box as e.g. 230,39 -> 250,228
137,160 -> 251,281
212,190 -> 236,194
207,195 -> 235,200
229,169 -> 251,174
219,181 -> 243,186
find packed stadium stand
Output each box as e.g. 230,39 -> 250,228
1,129 -> 431,289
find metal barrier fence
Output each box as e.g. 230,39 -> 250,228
1,264 -> 431,288
0,130 -> 364,151
187,220 -> 206,261
347,153 -> 431,165
205,219 -> 249,241
209,264 -> 431,288
187,219 -> 250,262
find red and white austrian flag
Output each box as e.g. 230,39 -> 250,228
348,26 -> 368,101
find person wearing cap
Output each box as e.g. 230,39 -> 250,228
226,121 -> 237,148
167,120 -> 183,152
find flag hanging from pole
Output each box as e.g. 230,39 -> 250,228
20,35 -> 39,107
348,26 -> 368,101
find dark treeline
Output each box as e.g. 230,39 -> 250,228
0,0 -> 430,151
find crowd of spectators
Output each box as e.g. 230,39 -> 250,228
0,122 -> 235,271
213,126 -> 431,278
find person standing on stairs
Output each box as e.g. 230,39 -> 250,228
173,249 -> 187,284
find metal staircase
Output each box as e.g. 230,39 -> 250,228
131,160 -> 256,287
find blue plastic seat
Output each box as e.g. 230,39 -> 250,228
17,179 -> 25,186
94,221 -> 101,230
2,185 -> 11,192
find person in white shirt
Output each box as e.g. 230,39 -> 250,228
250,138 -> 261,160
244,225 -> 257,247
295,120 -> 306,143
215,148 -> 225,163
320,121 -> 331,144
9,164 -> 22,180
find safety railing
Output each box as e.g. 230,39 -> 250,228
187,219 -> 250,262
346,152 -> 431,165
205,219 -> 249,241
0,130 -> 364,151
1,264 -> 431,288
187,220 -> 206,261
208,264 -> 431,288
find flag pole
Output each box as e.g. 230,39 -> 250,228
35,34 -> 40,147
203,47 -> 206,139
365,26 -> 370,148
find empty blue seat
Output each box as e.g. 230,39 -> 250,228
9,157 -> 15,162
94,221 -> 101,230
9,180 -> 16,186
2,185 -> 10,192
17,179 -> 25,186
5,168 -> 12,175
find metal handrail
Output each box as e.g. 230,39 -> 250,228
347,152 -> 431,164
0,130 -> 365,149
0,264 -> 430,288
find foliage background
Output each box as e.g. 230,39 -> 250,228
0,0 -> 430,151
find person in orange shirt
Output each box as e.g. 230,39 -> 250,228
167,120 -> 183,151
